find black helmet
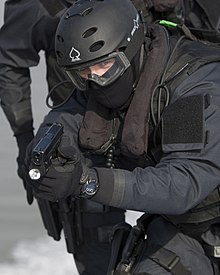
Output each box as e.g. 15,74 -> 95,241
55,0 -> 145,91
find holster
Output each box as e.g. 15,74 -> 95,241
37,198 -> 62,241
108,214 -> 191,275
37,197 -> 80,254
107,214 -> 155,275
37,196 -> 125,255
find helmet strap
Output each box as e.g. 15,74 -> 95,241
124,23 -> 145,63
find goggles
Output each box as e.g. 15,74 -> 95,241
65,51 -> 131,91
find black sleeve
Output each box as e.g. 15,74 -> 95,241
0,0 -> 62,136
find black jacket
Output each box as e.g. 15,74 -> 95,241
29,26 -> 220,254
35,30 -> 220,223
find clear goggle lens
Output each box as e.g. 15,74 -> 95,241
65,52 -> 130,91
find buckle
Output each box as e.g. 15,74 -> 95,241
167,256 -> 180,271
214,246 -> 220,258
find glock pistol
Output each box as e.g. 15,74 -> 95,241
29,123 -> 63,180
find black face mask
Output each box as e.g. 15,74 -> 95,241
86,66 -> 134,110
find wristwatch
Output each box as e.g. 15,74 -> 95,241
79,169 -> 99,199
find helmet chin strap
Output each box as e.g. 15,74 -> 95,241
123,14 -> 146,89
124,20 -> 145,64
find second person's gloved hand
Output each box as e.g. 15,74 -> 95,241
16,131 -> 35,205
24,136 -> 84,202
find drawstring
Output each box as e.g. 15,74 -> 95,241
46,80 -> 75,109
150,35 -> 186,127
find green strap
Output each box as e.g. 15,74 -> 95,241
159,20 -> 197,41
159,20 -> 178,28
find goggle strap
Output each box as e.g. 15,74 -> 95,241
124,24 -> 145,62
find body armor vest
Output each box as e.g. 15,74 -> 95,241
157,38 -> 220,229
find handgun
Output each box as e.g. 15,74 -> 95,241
28,122 -> 78,254
29,123 -> 63,180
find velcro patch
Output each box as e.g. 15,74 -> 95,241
162,95 -> 205,152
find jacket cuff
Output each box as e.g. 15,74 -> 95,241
15,131 -> 34,149
92,167 -> 126,208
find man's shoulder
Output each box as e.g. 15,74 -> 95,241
168,38 -> 220,79
178,39 -> 220,59
38,0 -> 66,17
6,0 -> 42,9
4,0 -> 43,20
5,0 -> 65,17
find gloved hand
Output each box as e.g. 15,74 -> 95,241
24,136 -> 84,202
16,131 -> 35,205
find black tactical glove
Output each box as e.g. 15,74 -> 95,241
24,136 -> 84,202
16,131 -> 34,205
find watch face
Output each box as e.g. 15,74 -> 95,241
85,180 -> 96,195
84,179 -> 98,196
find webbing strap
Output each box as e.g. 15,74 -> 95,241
148,245 -> 191,275
203,244 -> 220,275
212,261 -> 220,275
124,23 -> 145,63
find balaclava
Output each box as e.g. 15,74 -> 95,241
84,49 -> 143,110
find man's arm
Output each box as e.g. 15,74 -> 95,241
0,0 -> 42,135
0,0 -> 57,137
0,0 -> 64,201
92,62 -> 220,214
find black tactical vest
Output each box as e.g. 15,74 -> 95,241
158,38 -> 220,230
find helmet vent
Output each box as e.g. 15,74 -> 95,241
89,41 -> 105,52
81,7 -> 93,16
57,35 -> 64,43
82,27 -> 97,38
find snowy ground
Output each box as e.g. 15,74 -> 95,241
0,210 -> 141,275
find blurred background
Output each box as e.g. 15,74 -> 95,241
0,1 -> 141,274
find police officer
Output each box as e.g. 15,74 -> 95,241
23,0 -> 220,274
25,0 -> 220,273
0,0 -> 176,202
0,1 -> 126,274
0,1 -> 172,274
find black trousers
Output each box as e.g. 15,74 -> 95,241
132,217 -> 214,274
73,199 -> 125,275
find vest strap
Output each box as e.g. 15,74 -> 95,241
148,245 -> 191,275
